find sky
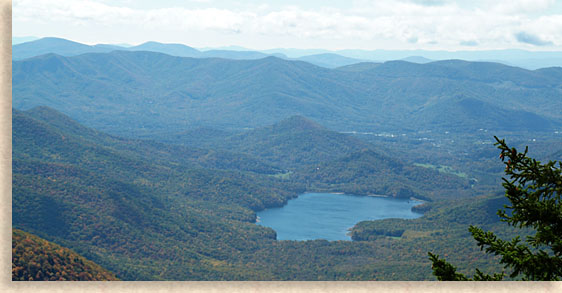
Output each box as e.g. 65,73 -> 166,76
12,0 -> 562,51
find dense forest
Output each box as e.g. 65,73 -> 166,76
10,42 -> 562,281
12,50 -> 562,138
13,106 -> 555,280
12,229 -> 118,281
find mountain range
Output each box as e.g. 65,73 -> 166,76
15,37 -> 562,69
11,37 -> 562,281
12,37 -> 366,68
265,47 -> 562,70
13,49 -> 562,138
13,106 -> 512,280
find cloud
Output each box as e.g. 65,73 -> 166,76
12,0 -> 562,49
14,0 -> 249,32
515,32 -> 553,46
488,0 -> 555,14
406,0 -> 448,6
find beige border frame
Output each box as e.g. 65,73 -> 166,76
2,0 -> 561,291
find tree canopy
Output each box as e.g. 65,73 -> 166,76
429,136 -> 562,281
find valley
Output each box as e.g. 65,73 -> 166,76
10,39 -> 562,281
13,105 -> 558,280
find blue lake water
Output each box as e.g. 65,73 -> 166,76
256,192 -> 422,241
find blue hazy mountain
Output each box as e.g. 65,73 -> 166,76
401,56 -> 433,64
127,42 -> 280,60
265,48 -> 562,69
13,51 -> 562,137
12,37 -> 114,60
14,37 -> 562,69
294,53 -> 367,68
335,62 -> 381,72
13,37 -> 356,67
201,49 -> 271,60
126,41 -> 201,57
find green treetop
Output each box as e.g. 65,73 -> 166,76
429,136 -> 562,281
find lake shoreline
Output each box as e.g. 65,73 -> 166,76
257,192 -> 423,241
306,191 -> 425,203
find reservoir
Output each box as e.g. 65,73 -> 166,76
256,192 -> 422,241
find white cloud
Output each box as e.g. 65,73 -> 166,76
12,0 -> 562,50
14,0 -> 244,31
487,0 -> 555,14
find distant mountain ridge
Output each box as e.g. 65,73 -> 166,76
12,38 -> 110,60
16,37 -> 562,69
293,53 -> 367,68
13,37 -> 358,68
13,50 -> 562,137
260,47 -> 562,69
401,56 -> 433,64
12,37 -> 274,61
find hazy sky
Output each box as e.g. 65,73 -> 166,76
12,0 -> 562,51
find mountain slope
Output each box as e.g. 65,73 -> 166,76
12,37 -> 114,60
12,106 -> 523,281
128,41 -> 200,57
348,194 -> 521,279
413,96 -> 556,131
202,49 -> 270,60
13,50 -> 562,137
14,106 -> 282,175
13,38 -> 274,61
12,229 -> 119,281
293,149 -> 472,200
295,53 -> 365,68
13,107 -> 308,280
401,56 -> 433,63
216,115 -> 373,169
335,62 -> 381,72
12,52 -> 368,136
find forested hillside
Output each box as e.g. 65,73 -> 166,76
13,51 -> 562,138
13,107 -> 301,280
149,114 -> 476,200
204,115 -> 373,169
12,229 -> 119,281
11,106 -> 534,280
292,149 -> 471,200
11,38 -> 562,281
349,194 -> 527,279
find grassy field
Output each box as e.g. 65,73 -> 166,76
414,163 -> 468,179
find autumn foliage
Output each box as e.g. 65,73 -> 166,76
12,229 -> 118,281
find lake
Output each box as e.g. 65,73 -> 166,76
256,192 -> 422,241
